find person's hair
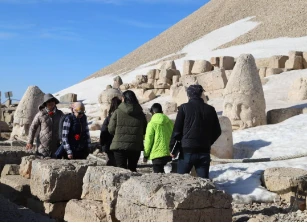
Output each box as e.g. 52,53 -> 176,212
150,103 -> 163,114
122,90 -> 139,104
108,97 -> 122,117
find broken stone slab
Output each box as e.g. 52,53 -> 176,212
136,75 -> 148,84
146,69 -> 156,79
116,198 -> 232,222
100,166 -> 141,222
81,166 -> 105,201
196,68 -> 227,91
269,55 -> 289,68
259,67 -> 267,79
182,60 -> 195,75
0,146 -> 35,174
119,83 -> 130,91
1,164 -> 20,177
116,173 -> 232,222
143,90 -> 156,101
19,155 -> 39,179
219,56 -> 235,70
64,199 -> 106,222
191,60 -> 212,74
210,57 -> 220,67
172,75 -> 180,84
303,52 -> 307,69
141,83 -> 154,90
289,51 -> 303,58
181,75 -> 198,87
285,56 -> 303,70
159,60 -> 176,70
263,167 -> 307,202
267,107 -> 307,124
27,197 -> 67,221
163,102 -> 177,115
0,175 -> 31,206
266,68 -> 284,76
159,69 -> 175,79
59,93 -> 77,103
30,159 -> 102,202
211,116 -> 233,159
288,77 -> 307,101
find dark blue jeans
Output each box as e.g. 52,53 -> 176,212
177,153 -> 211,179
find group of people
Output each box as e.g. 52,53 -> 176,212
26,84 -> 221,179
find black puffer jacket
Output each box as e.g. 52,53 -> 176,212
170,98 -> 221,154
100,116 -> 113,153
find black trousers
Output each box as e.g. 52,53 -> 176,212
106,151 -> 117,167
113,150 -> 141,172
152,156 -> 172,173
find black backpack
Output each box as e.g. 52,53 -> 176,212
58,113 -> 73,141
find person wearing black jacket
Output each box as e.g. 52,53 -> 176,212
170,84 -> 221,179
100,97 -> 122,166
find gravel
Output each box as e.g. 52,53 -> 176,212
85,0 -> 307,81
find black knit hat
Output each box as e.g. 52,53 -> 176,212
187,85 -> 204,98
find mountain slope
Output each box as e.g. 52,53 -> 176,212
85,0 -> 307,80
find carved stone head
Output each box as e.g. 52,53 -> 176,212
223,54 -> 266,130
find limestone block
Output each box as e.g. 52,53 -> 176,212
259,67 -> 267,79
269,55 -> 289,68
148,78 -> 155,85
255,58 -> 270,69
155,89 -> 165,95
288,77 -> 307,101
116,174 -> 232,222
143,90 -> 156,101
165,89 -> 170,95
172,75 -> 180,84
181,75 -> 198,88
285,56 -> 303,70
210,57 -> 220,67
98,88 -> 122,104
101,166 -> 141,221
146,69 -> 156,79
0,147 -> 35,174
136,75 -> 148,84
191,60 -> 212,74
0,175 -> 31,206
196,68 -> 227,91
205,89 -> 224,99
64,199 -> 107,222
223,54 -> 266,130
141,83 -> 154,90
303,52 -> 307,69
81,166 -> 105,201
130,88 -> 145,99
220,56 -> 235,70
182,60 -> 194,76
289,51 -> 303,58
27,198 -> 67,221
0,121 -> 10,132
119,83 -> 130,91
19,155 -> 39,179
157,77 -> 172,85
159,69 -> 174,79
267,107 -> 305,124
154,83 -> 171,89
211,116 -> 233,159
30,159 -> 101,202
266,68 -> 284,76
113,76 -> 123,89
163,102 -> 177,115
263,167 -> 307,202
155,69 -> 161,80
160,60 -> 176,70
60,93 -> 77,103
225,70 -> 232,81
1,164 -> 20,177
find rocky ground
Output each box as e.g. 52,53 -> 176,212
233,201 -> 307,222
87,0 -> 307,80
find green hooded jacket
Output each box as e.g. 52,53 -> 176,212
144,113 -> 174,160
109,103 -> 147,151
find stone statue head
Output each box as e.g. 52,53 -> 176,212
223,54 -> 266,130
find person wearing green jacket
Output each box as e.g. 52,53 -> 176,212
108,90 -> 147,172
144,103 -> 173,173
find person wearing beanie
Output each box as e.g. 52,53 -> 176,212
26,93 -> 64,157
170,84 -> 221,179
60,102 -> 91,159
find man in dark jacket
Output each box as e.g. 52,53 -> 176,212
170,85 -> 221,179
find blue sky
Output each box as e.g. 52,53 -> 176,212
0,0 -> 208,101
